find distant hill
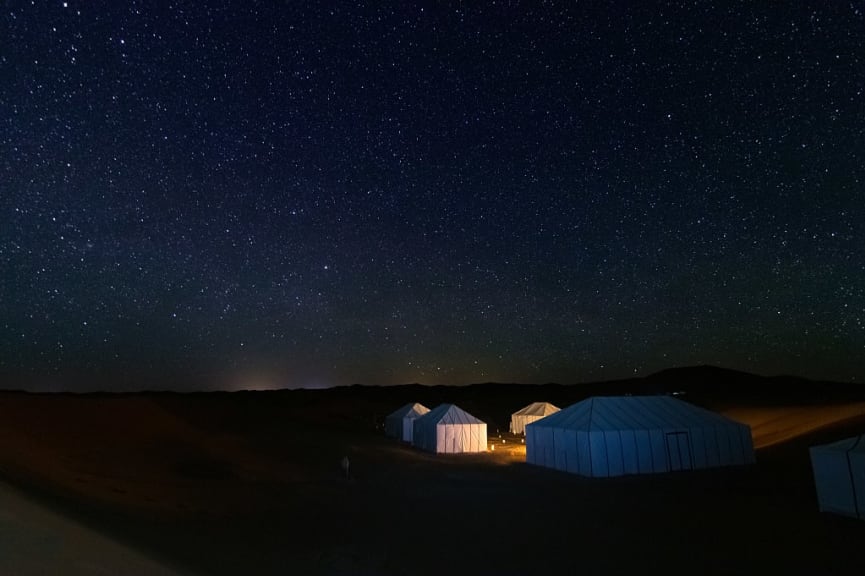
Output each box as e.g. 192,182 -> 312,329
639,365 -> 865,405
306,365 -> 865,434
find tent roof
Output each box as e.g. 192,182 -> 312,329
513,402 -> 560,417
386,402 -> 430,420
417,403 -> 484,426
812,434 -> 865,454
526,395 -> 745,431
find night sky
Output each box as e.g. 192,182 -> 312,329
2,1 -> 863,392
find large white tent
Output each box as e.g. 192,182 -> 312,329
510,402 -> 560,435
384,402 -> 430,442
525,395 -> 754,477
810,435 -> 865,520
412,404 -> 487,454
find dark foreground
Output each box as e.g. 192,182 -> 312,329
1,379 -> 864,575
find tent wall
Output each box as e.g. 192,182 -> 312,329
526,421 -> 754,477
810,445 -> 865,519
385,403 -> 430,443
385,415 -> 419,442
414,421 -> 487,453
412,404 -> 487,454
511,414 -> 545,435
434,423 -> 486,453
402,419 -> 415,443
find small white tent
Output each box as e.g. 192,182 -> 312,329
810,435 -> 865,520
385,402 -> 430,442
526,395 -> 754,477
510,402 -> 560,435
412,404 -> 487,454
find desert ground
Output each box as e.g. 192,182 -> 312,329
1,367 -> 865,575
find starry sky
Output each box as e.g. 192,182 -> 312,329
1,1 -> 863,392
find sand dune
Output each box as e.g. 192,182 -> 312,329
0,480 -> 184,576
723,403 -> 865,448
1,386 -> 864,575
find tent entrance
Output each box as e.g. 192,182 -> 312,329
666,431 -> 693,471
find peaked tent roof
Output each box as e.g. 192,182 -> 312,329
527,395 -> 743,431
513,402 -> 560,417
813,435 -> 865,454
387,402 -> 430,420
418,403 -> 484,426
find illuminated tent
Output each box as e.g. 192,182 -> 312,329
412,404 -> 487,454
810,435 -> 865,520
526,396 -> 754,477
384,402 -> 430,442
510,402 -> 560,435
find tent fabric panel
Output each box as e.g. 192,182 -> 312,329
438,423 -> 451,453
690,427 -> 708,469
619,429 -> 640,476
715,427 -> 733,466
721,426 -> 740,465
562,429 -> 579,474
525,426 -> 539,465
810,439 -> 865,520
810,448 -> 857,516
538,395 -> 751,434
728,425 -> 747,465
702,425 -> 721,468
513,402 -> 560,418
531,426 -> 553,467
576,430 -> 592,475
525,396 -> 755,477
817,435 -> 865,454
539,399 -> 591,430
510,415 -> 520,434
604,431 -> 625,477
421,403 -> 483,427
590,431 -> 611,478
553,427 -> 569,471
412,417 -> 428,451
386,402 -> 430,420
386,403 -> 431,442
543,427 -> 556,468
649,429 -> 668,473
540,426 -> 555,467
512,414 -> 546,435
634,429 -> 654,474
422,422 -> 488,454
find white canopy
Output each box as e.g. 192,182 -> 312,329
510,402 -> 560,435
384,402 -> 430,442
412,404 -> 487,454
810,435 -> 865,520
526,395 -> 754,477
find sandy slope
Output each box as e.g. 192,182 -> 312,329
0,480 -> 185,576
723,402 -> 865,448
1,388 -> 864,575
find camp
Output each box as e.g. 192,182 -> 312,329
525,395 -> 754,477
412,404 -> 487,454
384,402 -> 430,442
810,435 -> 865,520
510,402 -> 560,435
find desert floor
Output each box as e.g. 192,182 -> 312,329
1,386 -> 865,575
